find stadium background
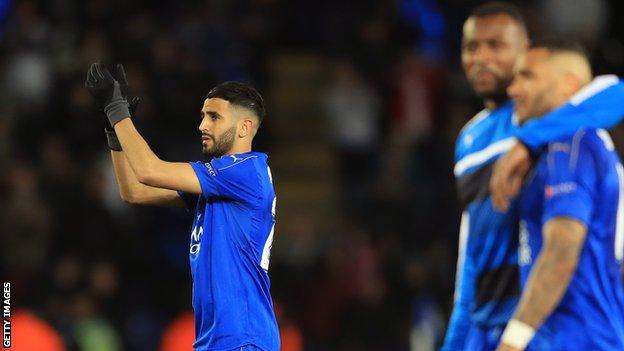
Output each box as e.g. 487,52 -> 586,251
1,0 -> 624,350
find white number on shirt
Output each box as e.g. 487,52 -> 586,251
519,220 -> 532,266
615,163 -> 624,262
261,166 -> 276,271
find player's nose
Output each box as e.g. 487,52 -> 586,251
199,118 -> 209,132
473,45 -> 491,64
507,79 -> 520,99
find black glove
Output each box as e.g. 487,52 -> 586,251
88,63 -> 140,151
85,61 -> 131,126
105,96 -> 140,151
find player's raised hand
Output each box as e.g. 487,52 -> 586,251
112,64 -> 141,118
85,61 -> 131,126
490,141 -> 532,211
85,61 -> 116,109
119,64 -> 141,118
115,64 -> 131,98
104,96 -> 140,151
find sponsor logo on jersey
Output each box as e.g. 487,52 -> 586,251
545,182 -> 577,199
204,162 -> 217,177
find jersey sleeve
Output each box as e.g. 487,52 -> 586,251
541,134 -> 598,225
517,76 -> 624,151
189,158 -> 260,203
441,211 -> 475,351
455,132 -> 468,164
441,301 -> 472,351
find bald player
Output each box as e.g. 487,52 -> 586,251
496,40 -> 624,351
444,2 -> 624,350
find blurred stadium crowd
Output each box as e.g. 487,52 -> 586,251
1,0 -> 623,350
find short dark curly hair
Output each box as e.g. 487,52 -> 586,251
206,81 -> 266,123
469,1 -> 527,34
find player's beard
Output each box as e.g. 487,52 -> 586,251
469,67 -> 513,105
517,92 -> 554,123
478,81 -> 511,106
202,125 -> 236,158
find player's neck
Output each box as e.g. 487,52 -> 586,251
484,98 -> 505,110
226,142 -> 252,156
484,99 -> 497,110
483,94 -> 509,110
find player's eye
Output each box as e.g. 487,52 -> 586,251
463,42 -> 478,52
488,40 -> 502,49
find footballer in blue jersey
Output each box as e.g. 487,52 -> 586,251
85,67 -> 279,351
497,41 -> 624,351
443,4 -> 532,348
516,129 -> 624,351
444,3 -> 624,351
179,152 -> 279,351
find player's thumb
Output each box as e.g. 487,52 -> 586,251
116,64 -> 128,85
129,96 -> 141,117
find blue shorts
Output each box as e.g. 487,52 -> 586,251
465,324 -> 504,351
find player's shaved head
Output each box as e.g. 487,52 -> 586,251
531,38 -> 592,86
462,2 -> 529,108
508,39 -> 593,123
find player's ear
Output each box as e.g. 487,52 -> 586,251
523,38 -> 530,51
238,118 -> 254,138
562,72 -> 582,97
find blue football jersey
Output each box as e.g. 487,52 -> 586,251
178,152 -> 280,351
519,129 -> 624,351
442,76 -> 624,351
449,100 -> 521,333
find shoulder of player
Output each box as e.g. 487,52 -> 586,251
455,106 -> 515,166
459,101 -> 514,133
568,74 -> 621,106
549,129 -> 613,153
544,129 -> 612,169
456,109 -> 491,158
458,109 -> 491,136
208,153 -> 269,178
457,105 -> 514,149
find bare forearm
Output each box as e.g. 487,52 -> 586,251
113,118 -> 162,182
512,218 -> 585,328
110,150 -> 142,200
110,150 -> 183,206
513,248 -> 578,327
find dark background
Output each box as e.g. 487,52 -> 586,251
1,0 -> 623,350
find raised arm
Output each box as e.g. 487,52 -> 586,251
110,149 -> 184,206
86,61 -> 202,195
113,118 -> 201,194
497,217 -> 586,351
